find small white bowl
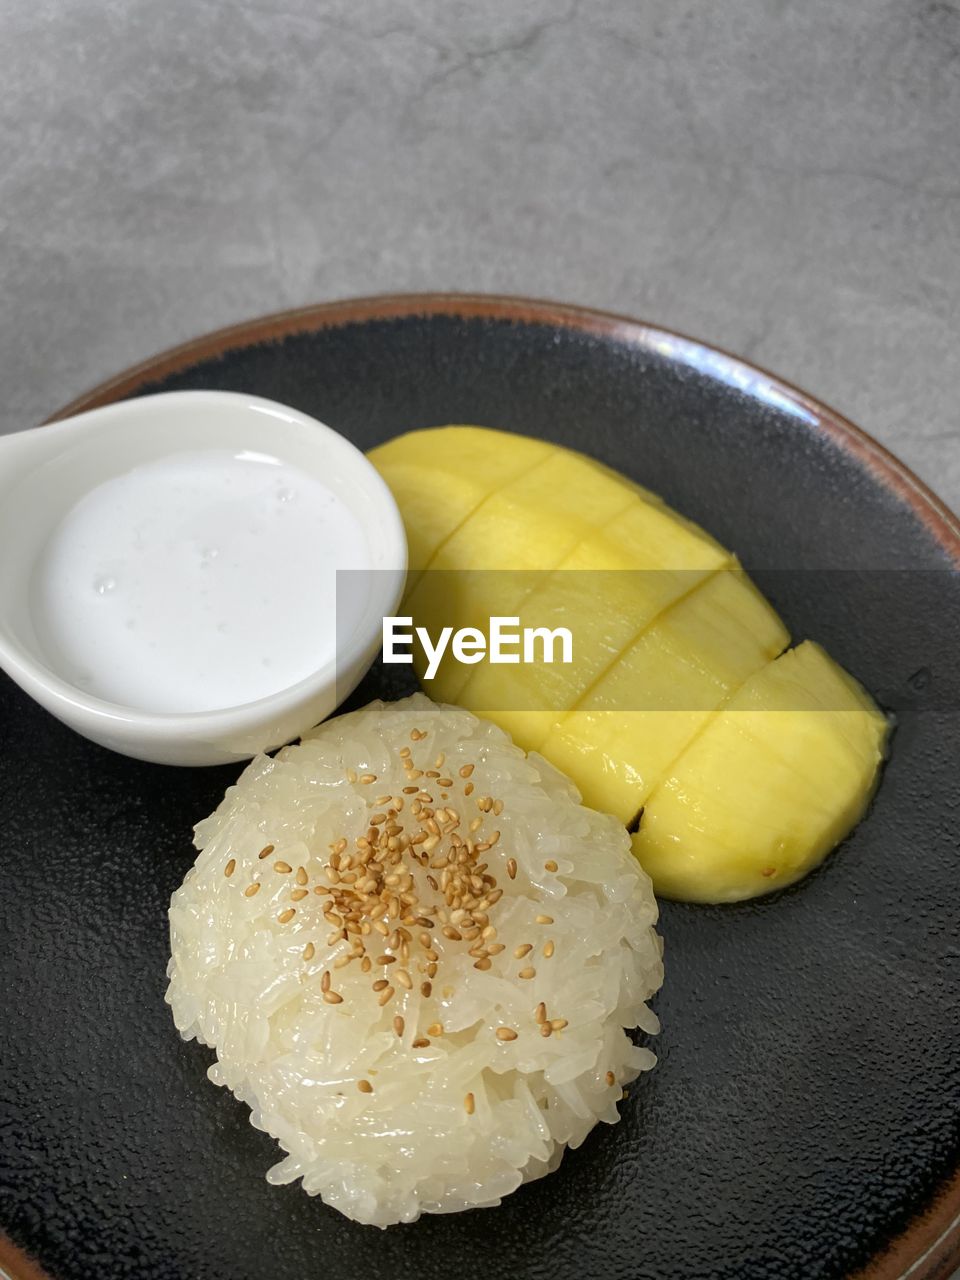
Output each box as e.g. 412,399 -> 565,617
0,391 -> 407,765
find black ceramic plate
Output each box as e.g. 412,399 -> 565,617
2,295 -> 958,1280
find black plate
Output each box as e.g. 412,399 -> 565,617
2,295 -> 959,1280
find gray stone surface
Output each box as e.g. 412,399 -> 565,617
1,0 -> 959,511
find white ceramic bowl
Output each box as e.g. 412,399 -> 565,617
0,391 -> 407,765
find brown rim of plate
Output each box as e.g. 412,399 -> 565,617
0,292 -> 947,1280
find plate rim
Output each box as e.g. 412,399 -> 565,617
2,291 -> 952,1280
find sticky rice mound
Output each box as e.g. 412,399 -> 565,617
166,694 -> 663,1226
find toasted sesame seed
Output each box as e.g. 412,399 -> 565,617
420,981 -> 432,997
290,888 -> 308,901
518,966 -> 536,979
464,781 -> 474,796
495,1027 -> 518,1041
551,1018 -> 568,1031
514,943 -> 533,959
361,956 -> 372,973
506,858 -> 518,880
543,940 -> 555,958
295,866 -> 308,885
473,958 -> 492,970
302,941 -> 315,961
224,858 -> 236,878
535,1002 -> 547,1023
535,914 -> 553,925
487,943 -> 505,955
372,978 -> 388,992
360,773 -> 377,785
459,763 -> 475,778
375,954 -> 396,966
464,1092 -> 475,1115
321,970 -> 331,992
357,1078 -> 373,1093
605,1071 -> 616,1086
395,968 -> 413,989
274,861 -> 292,874
377,985 -> 395,1006
322,990 -> 343,1005
412,1037 -> 431,1049
258,844 -> 275,860
493,799 -> 503,816
544,859 -> 558,873
442,925 -> 462,941
540,1023 -> 552,1037
393,1015 -> 405,1037
427,1022 -> 443,1037
244,882 -> 261,898
346,768 -> 358,783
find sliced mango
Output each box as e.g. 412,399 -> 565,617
540,570 -> 789,821
372,424 -> 888,903
404,451 -> 640,701
368,427 -> 552,581
632,641 -> 888,902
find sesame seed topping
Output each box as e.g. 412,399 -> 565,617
464,1092 -> 475,1115
543,940 -> 555,958
412,1037 -> 431,1049
357,1078 -> 373,1093
459,764 -> 475,778
506,858 -> 518,880
518,966 -> 536,979
427,1022 -> 443,1037
377,985 -> 395,1006
322,990 -> 343,1005
243,882 -> 261,898
605,1071 -> 616,1086
274,861 -> 292,874
535,915 -> 553,925
224,859 -> 236,878
535,1002 -> 547,1023
258,845 -> 275,860
295,866 -> 308,885
495,1027 -> 518,1041
544,859 -> 558,873
514,943 -> 533,959
551,1018 -> 568,1031
360,773 -> 377,785
302,942 -> 315,961
393,1015 -> 405,1037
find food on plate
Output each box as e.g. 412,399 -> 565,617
633,641 -> 888,901
165,695 -> 663,1227
370,427 -> 889,902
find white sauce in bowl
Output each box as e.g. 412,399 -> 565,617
30,448 -> 372,713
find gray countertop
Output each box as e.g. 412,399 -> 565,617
2,0 -> 959,511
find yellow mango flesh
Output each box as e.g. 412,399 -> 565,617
458,501 -> 731,749
368,427 -> 552,582
541,570 -> 789,821
404,451 -> 640,702
371,425 -> 887,903
632,641 -> 888,902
